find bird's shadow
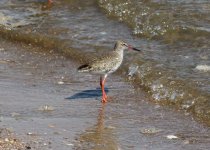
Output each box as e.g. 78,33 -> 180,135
66,87 -> 109,100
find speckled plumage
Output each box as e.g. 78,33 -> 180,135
78,50 -> 123,75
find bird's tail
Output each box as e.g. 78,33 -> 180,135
77,64 -> 92,72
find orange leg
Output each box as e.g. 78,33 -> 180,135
100,76 -> 107,103
48,0 -> 53,3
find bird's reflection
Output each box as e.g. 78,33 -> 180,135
74,104 -> 120,150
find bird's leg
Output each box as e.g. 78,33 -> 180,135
100,76 -> 107,103
46,0 -> 53,7
48,0 -> 53,3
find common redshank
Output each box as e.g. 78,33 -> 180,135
78,40 -> 141,103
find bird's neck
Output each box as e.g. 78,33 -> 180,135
114,48 -> 124,58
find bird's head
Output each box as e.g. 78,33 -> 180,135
114,40 -> 141,52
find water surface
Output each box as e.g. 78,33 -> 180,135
0,0 -> 210,124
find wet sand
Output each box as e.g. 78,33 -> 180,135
1,38 -> 210,150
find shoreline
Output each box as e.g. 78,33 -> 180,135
1,32 -> 210,149
0,26 -> 210,126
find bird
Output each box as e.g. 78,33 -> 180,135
78,40 -> 141,103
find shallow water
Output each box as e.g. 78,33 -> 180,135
1,38 -> 210,150
0,0 -> 210,124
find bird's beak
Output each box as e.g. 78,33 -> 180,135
127,45 -> 141,52
132,47 -> 141,51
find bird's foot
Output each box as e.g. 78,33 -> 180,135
104,94 -> 108,99
101,96 -> 107,103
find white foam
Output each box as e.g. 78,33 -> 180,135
195,65 -> 210,72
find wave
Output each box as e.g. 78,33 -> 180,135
97,0 -> 210,40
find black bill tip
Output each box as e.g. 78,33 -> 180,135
132,47 -> 141,52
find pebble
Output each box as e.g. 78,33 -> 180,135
57,81 -> 64,85
43,143 -> 47,146
27,132 -> 33,135
183,140 -> 190,144
38,105 -> 54,111
166,135 -> 178,139
25,145 -> 32,149
195,65 -> 210,72
4,138 -> 9,142
139,127 -> 162,134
